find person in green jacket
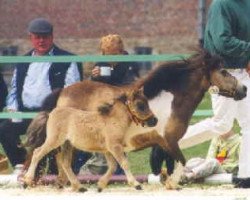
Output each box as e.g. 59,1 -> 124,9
183,0 -> 250,188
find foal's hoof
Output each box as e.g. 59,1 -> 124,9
56,184 -> 64,190
79,187 -> 88,193
135,185 -> 143,190
97,187 -> 103,193
22,183 -> 28,189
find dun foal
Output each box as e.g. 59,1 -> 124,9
23,90 -> 159,192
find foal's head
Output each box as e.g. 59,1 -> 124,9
98,90 -> 158,127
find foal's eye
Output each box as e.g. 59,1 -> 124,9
137,101 -> 147,112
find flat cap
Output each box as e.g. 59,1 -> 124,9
28,18 -> 53,34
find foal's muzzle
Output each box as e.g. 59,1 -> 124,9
145,116 -> 158,127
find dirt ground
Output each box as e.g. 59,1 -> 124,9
1,183 -> 250,200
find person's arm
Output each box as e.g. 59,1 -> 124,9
64,62 -> 81,87
207,1 -> 250,57
0,73 -> 8,111
6,69 -> 18,111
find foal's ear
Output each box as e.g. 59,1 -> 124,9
131,89 -> 144,99
117,93 -> 127,104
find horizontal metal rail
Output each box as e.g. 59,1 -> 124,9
0,54 -> 211,119
0,54 -> 190,63
0,110 -> 213,119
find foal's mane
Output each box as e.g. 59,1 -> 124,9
139,49 -> 222,99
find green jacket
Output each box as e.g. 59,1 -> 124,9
204,0 -> 250,68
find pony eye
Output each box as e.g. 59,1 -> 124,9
220,69 -> 228,76
137,101 -> 146,112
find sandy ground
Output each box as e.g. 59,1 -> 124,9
1,183 -> 250,200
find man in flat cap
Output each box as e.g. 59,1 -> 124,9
0,18 -> 82,175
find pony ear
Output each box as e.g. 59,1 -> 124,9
116,93 -> 127,104
203,49 -> 222,70
133,77 -> 146,91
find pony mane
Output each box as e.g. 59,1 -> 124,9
142,61 -> 191,99
97,93 -> 127,115
142,48 -> 222,99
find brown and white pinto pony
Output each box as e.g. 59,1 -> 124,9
23,91 -> 160,192
24,49 -> 247,189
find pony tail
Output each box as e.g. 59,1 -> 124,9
41,88 -> 62,111
20,111 -> 49,149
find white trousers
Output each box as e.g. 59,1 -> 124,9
179,69 -> 250,178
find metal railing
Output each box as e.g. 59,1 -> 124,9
0,54 -> 212,119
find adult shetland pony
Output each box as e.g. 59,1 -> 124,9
24,49 -> 246,189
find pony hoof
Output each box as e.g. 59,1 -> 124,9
22,183 -> 28,189
135,185 -> 143,190
79,187 -> 87,193
97,188 -> 103,193
56,184 -> 64,189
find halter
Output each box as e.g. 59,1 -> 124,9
125,98 -> 154,127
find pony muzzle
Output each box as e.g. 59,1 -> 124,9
234,85 -> 247,100
145,116 -> 158,127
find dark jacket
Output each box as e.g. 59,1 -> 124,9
15,45 -> 82,111
91,51 -> 139,86
0,72 -> 8,111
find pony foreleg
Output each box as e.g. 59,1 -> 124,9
130,131 -> 176,158
108,143 -> 142,190
97,152 -> 117,192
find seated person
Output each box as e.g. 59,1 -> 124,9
181,130 -> 241,183
79,34 -> 139,175
0,18 -> 81,174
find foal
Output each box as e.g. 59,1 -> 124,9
23,90 -> 159,192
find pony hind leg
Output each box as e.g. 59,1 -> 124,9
54,149 -> 68,189
60,142 -> 87,192
97,152 -> 117,192
23,141 -> 61,187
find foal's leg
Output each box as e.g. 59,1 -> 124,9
60,142 -> 87,192
23,141 -> 60,186
54,151 -> 68,189
97,152 -> 117,192
107,140 -> 142,190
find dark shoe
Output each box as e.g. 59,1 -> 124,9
233,176 -> 250,188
